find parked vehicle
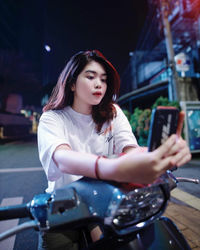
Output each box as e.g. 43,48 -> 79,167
0,170 -> 199,249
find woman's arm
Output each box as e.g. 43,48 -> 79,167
52,144 -> 115,179
123,145 -> 147,154
53,134 -> 191,184
102,135 -> 191,184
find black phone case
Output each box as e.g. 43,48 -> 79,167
147,107 -> 179,152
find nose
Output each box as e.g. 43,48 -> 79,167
94,78 -> 102,89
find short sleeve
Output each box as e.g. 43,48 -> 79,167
37,111 -> 70,181
113,105 -> 138,154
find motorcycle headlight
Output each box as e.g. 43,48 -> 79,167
105,184 -> 168,233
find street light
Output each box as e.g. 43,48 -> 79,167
44,45 -> 51,52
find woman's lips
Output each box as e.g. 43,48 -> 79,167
93,92 -> 102,96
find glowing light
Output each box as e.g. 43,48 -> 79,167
117,195 -> 121,199
136,222 -> 145,228
44,45 -> 51,52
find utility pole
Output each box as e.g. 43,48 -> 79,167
160,0 -> 179,101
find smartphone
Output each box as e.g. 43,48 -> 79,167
147,106 -> 180,152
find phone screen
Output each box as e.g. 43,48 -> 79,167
147,106 -> 180,152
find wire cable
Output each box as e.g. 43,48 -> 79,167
0,220 -> 38,241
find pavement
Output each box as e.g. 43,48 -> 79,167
164,154 -> 200,249
164,199 -> 200,249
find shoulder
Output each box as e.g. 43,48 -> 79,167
113,103 -> 121,111
113,104 -> 125,117
112,104 -> 131,127
40,109 -> 61,120
39,108 -> 69,123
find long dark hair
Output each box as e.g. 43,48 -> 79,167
43,50 -> 120,132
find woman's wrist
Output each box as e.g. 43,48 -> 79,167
97,156 -> 122,182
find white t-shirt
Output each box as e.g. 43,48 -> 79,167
38,104 -> 138,193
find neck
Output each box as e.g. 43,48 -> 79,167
71,102 -> 92,115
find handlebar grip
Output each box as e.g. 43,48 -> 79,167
0,203 -> 31,220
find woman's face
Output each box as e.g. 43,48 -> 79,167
71,61 -> 107,114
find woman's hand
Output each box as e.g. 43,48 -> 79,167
112,135 -> 191,184
165,136 -> 191,167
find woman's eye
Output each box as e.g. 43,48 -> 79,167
87,76 -> 94,80
101,79 -> 107,83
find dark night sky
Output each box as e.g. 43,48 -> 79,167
0,0 -> 148,105
44,0 -> 148,81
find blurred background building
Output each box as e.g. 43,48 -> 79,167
117,0 -> 200,153
0,0 -> 44,139
119,0 -> 200,109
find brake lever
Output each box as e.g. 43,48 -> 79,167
176,177 -> 199,184
163,170 -> 199,192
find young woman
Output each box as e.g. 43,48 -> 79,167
37,50 -> 191,249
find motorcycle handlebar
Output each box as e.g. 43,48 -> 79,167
0,203 -> 31,220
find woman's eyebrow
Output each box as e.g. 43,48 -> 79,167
85,70 -> 107,76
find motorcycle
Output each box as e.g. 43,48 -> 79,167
0,170 -> 199,250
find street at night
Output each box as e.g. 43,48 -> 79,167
0,137 -> 47,250
0,137 -> 200,249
